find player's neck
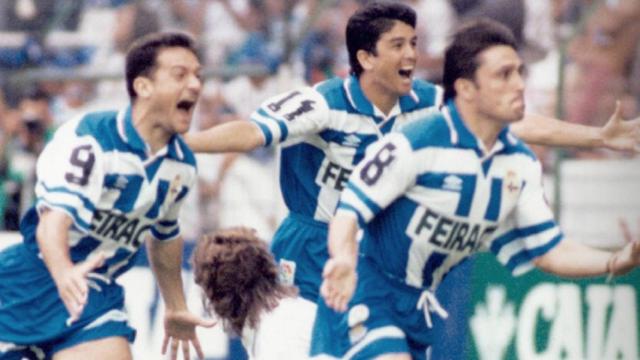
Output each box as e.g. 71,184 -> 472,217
454,98 -> 505,151
359,74 -> 398,116
131,104 -> 172,155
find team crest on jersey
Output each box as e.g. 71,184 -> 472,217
278,259 -> 296,285
167,175 -> 182,204
503,170 -> 521,194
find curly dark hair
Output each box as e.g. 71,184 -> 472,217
192,227 -> 297,335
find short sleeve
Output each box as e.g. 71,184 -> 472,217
488,161 -> 563,276
250,87 -> 329,147
336,133 -> 417,227
34,124 -> 104,232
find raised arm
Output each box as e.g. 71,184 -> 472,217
511,102 -> 640,152
184,120 -> 265,153
534,236 -> 640,278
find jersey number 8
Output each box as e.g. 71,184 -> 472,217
360,143 -> 397,186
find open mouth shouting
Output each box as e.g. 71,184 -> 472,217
398,67 -> 413,79
177,99 -> 196,113
176,99 -> 197,120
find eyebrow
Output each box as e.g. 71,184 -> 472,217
169,64 -> 202,73
389,36 -> 413,43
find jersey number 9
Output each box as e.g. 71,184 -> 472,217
65,144 -> 95,186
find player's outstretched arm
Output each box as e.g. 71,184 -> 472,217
321,214 -> 359,312
184,120 -> 265,153
37,208 -> 105,324
511,101 -> 640,152
533,232 -> 640,279
147,236 -> 216,360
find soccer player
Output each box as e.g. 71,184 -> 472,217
313,19 -> 640,360
185,1 -> 640,331
192,227 -> 315,359
0,32 -> 215,360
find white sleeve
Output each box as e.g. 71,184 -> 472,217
336,133 -> 417,226
34,123 -> 104,232
249,87 -> 329,147
489,160 -> 563,276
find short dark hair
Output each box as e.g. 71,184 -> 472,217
346,1 -> 416,77
192,227 -> 296,336
125,32 -> 199,101
443,19 -> 518,101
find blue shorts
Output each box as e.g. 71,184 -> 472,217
271,213 -> 329,301
0,244 -> 135,359
311,256 -> 434,360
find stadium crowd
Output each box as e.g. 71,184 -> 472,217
1,0 -> 639,232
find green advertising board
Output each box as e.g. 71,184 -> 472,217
467,253 -> 639,360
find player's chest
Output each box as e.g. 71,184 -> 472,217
97,157 -> 191,219
410,160 -> 524,224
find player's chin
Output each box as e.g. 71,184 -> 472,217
174,112 -> 193,133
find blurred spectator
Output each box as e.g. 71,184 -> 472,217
409,0 -> 457,82
0,89 -> 50,230
565,0 -> 640,157
0,109 -> 23,230
50,80 -> 97,126
0,0 -> 94,70
112,0 -> 160,53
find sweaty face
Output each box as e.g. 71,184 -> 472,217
366,21 -> 417,99
147,47 -> 203,134
471,45 -> 526,124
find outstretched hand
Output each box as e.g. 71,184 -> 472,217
320,257 -> 357,312
610,219 -> 640,276
601,101 -> 640,153
54,252 -> 105,325
162,310 -> 217,360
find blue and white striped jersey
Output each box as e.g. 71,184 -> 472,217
250,75 -> 442,223
337,99 -> 563,290
21,107 -> 196,281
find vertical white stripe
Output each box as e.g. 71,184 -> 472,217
116,108 -> 126,142
441,107 -> 458,145
344,78 -> 357,110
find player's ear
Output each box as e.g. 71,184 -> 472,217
133,77 -> 153,99
454,78 -> 476,102
357,49 -> 374,72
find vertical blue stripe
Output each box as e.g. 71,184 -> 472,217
111,175 -> 144,212
145,158 -> 162,180
422,251 -> 448,288
454,175 -> 476,217
485,178 -> 502,221
175,186 -> 189,202
481,157 -> 493,176
145,180 -> 169,219
380,116 -> 396,134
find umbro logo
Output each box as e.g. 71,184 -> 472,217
443,175 -> 463,191
114,175 -> 129,190
342,134 -> 361,147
